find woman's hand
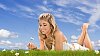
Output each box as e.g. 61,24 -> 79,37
27,42 -> 37,50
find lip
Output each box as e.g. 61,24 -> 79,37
41,30 -> 45,32
41,31 -> 45,34
41,30 -> 45,33
41,31 -> 44,32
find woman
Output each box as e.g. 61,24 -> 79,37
27,13 -> 92,51
28,13 -> 67,51
38,13 -> 67,50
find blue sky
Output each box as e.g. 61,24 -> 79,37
0,0 -> 100,50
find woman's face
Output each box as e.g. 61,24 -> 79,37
39,20 -> 51,35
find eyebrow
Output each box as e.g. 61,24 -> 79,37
39,23 -> 47,25
43,23 -> 47,25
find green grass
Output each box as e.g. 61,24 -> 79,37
0,50 -> 100,56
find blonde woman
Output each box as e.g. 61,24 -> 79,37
27,13 -> 92,51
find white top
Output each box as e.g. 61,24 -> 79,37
63,42 -> 89,51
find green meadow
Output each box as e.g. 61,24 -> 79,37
0,50 -> 100,56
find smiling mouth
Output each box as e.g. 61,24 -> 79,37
41,30 -> 45,33
41,32 -> 45,34
41,30 -> 45,32
42,31 -> 44,32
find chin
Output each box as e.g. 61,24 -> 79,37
41,32 -> 46,35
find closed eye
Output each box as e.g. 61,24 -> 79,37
44,25 -> 47,26
43,23 -> 47,26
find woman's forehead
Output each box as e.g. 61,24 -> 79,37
39,20 -> 49,24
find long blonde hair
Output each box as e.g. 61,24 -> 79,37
38,13 -> 57,39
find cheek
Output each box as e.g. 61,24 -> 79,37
39,27 -> 43,33
45,26 -> 51,33
46,25 -> 51,30
43,26 -> 51,33
39,26 -> 49,32
46,28 -> 50,31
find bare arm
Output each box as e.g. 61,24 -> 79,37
39,36 -> 45,50
27,36 -> 45,50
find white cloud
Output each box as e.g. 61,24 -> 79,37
76,0 -> 98,16
43,0 -> 48,5
89,24 -> 100,32
52,0 -> 100,28
54,13 -> 83,25
91,41 -> 95,46
9,43 -> 24,49
0,3 -> 35,19
71,35 -> 78,40
54,13 -> 64,18
97,40 -> 100,43
37,5 -> 50,12
89,4 -> 100,24
77,0 -> 100,8
19,13 -> 34,19
0,3 -> 16,12
76,6 -> 93,14
0,40 -> 25,49
92,40 -> 100,50
0,40 -> 12,45
71,40 -> 77,43
0,3 -> 9,10
0,29 -> 10,37
97,44 -> 100,47
89,40 -> 100,50
96,40 -> 100,50
62,18 -> 82,25
57,8 -> 63,12
70,35 -> 78,43
52,0 -> 71,7
88,4 -> 100,32
17,4 -> 33,13
0,29 -> 18,38
76,0 -> 100,32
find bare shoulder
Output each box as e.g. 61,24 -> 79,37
54,29 -> 65,38
54,29 -> 67,42
54,29 -> 62,36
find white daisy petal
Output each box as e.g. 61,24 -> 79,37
2,49 -> 6,52
95,50 -> 99,54
15,53 -> 19,56
25,51 -> 29,54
